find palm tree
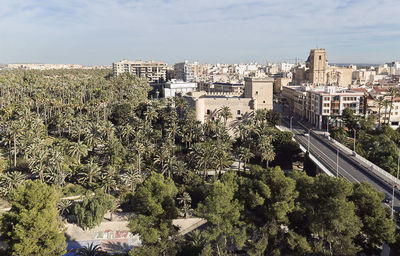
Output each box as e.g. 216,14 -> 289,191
259,135 -> 275,168
387,87 -> 398,125
154,145 -> 170,174
77,242 -> 105,256
383,99 -> 391,126
375,96 -> 385,128
79,159 -> 101,184
177,192 -> 192,218
218,106 -> 232,127
100,165 -> 117,194
57,199 -> 72,216
121,165 -> 143,191
190,141 -> 216,179
68,141 -> 88,165
214,141 -> 233,176
8,120 -> 24,168
0,171 -> 26,197
238,147 -> 254,172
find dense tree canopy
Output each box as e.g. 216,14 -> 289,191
0,180 -> 66,256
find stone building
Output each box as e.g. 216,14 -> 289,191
293,49 -> 353,87
184,77 -> 274,127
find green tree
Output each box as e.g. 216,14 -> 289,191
0,180 -> 66,256
342,107 -> 358,132
129,173 -> 179,255
291,173 -> 362,255
197,172 -> 246,254
218,106 -> 232,127
350,182 -> 396,253
74,190 -> 113,230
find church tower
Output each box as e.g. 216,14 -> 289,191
306,49 -> 327,85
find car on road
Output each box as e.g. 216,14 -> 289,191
384,195 -> 392,204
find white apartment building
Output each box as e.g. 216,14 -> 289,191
112,60 -> 167,83
282,85 -> 365,129
162,79 -> 197,98
279,62 -> 295,73
174,61 -> 198,82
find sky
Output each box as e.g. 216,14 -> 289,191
0,0 -> 399,65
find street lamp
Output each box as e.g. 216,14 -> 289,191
353,129 -> 357,152
394,151 -> 400,216
392,184 -> 395,216
290,116 -> 294,131
336,148 -> 339,178
326,116 -> 329,134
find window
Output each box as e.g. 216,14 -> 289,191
207,109 -> 210,115
237,110 -> 241,115
323,103 -> 329,107
256,91 -> 259,95
263,100 -> 266,103
319,56 -> 322,60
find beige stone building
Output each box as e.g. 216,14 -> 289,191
274,77 -> 292,93
293,49 -> 353,87
112,59 -> 167,83
184,77 -> 274,127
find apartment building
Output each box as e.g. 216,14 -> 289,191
283,85 -> 365,129
174,61 -> 199,82
112,60 -> 167,83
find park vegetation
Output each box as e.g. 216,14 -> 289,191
330,107 -> 400,176
0,69 -> 397,255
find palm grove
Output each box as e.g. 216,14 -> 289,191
0,69 -> 397,255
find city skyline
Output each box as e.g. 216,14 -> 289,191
1,0 -> 400,65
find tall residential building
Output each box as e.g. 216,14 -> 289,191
174,61 -> 197,82
112,60 -> 167,83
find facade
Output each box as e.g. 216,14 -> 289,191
174,61 -> 199,82
112,60 -> 167,83
274,77 -> 292,93
184,77 -> 274,128
162,80 -> 197,98
208,83 -> 244,94
306,49 -> 327,85
282,85 -> 365,129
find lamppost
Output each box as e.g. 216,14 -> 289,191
290,116 -> 294,131
394,151 -> 400,216
308,128 -> 311,152
326,116 -> 329,134
353,129 -> 357,152
392,184 -> 395,216
336,148 -> 339,178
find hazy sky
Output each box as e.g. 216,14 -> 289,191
0,0 -> 399,65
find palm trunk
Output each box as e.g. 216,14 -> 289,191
388,98 -> 394,125
13,134 -> 17,168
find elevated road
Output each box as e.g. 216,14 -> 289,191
281,117 -> 400,210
